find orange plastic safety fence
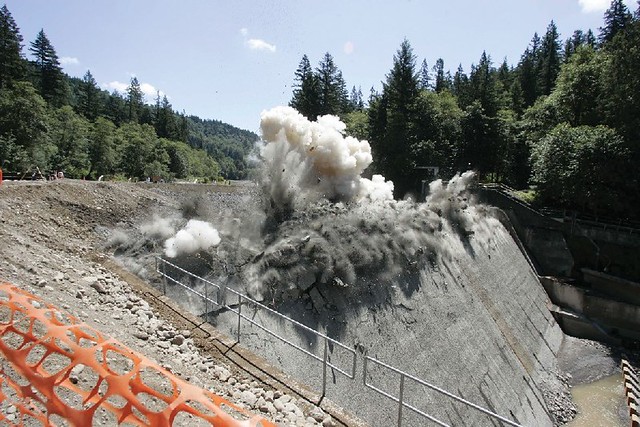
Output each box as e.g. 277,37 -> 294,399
0,283 -> 276,427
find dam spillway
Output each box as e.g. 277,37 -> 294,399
199,207 -> 566,426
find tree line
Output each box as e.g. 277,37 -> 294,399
0,4 -> 258,181
289,0 -> 640,220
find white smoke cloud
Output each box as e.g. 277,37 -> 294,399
164,219 -> 221,258
259,106 -> 393,211
141,215 -> 176,239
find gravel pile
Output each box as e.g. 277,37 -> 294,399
0,181 -> 340,426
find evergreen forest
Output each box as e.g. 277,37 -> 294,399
0,4 -> 258,182
290,0 -> 640,221
2,2 -> 639,221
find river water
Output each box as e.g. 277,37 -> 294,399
568,374 -> 627,427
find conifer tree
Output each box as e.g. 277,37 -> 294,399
585,29 -> 597,47
452,64 -> 470,106
289,54 -> 320,120
370,39 -> 421,196
469,51 -> 499,116
563,30 -> 585,61
538,21 -> 561,95
432,58 -> 448,92
0,4 -> 25,88
79,70 -> 100,120
155,94 -> 176,139
517,33 -> 541,107
316,52 -> 348,116
29,29 -> 65,105
419,59 -> 430,90
126,77 -> 143,123
599,0 -> 632,44
349,85 -> 364,111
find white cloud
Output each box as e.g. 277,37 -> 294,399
104,81 -> 128,93
246,38 -> 276,52
102,80 -> 165,101
343,41 -> 355,55
240,27 -> 276,53
141,82 -> 164,99
578,0 -> 635,13
60,56 -> 79,65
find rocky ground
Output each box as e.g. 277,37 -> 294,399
0,179 -> 338,426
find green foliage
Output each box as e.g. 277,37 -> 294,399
0,5 -> 25,89
78,70 -> 101,121
126,77 -> 143,123
289,53 -> 350,119
0,4 -> 253,182
513,189 -> 539,205
538,21 -> 562,96
411,90 -> 463,177
600,17 -> 640,144
599,0 -> 633,44
0,81 -> 53,171
370,39 -> 422,196
286,1 -> 640,218
316,52 -> 349,116
186,115 -> 257,180
531,124 -> 631,215
343,110 -> 369,141
553,45 -> 604,126
50,106 -> 91,178
290,54 -> 321,120
88,117 -> 118,178
29,29 -> 66,106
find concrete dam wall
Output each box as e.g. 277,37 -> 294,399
208,210 -> 565,426
139,110 -> 568,425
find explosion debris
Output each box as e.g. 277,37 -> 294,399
149,107 -> 487,305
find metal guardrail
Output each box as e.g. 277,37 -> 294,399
482,183 -> 640,234
364,356 -> 522,427
155,256 -> 523,427
156,257 -> 357,397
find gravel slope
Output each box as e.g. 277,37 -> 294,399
0,179 -> 339,426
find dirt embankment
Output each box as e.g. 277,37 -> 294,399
0,180 -> 341,427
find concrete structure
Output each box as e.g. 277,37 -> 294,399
211,213 -> 564,426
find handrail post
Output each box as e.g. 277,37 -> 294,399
204,279 -> 208,324
237,293 -> 242,343
322,339 -> 328,397
398,373 -> 405,427
363,356 -> 368,385
161,259 -> 167,295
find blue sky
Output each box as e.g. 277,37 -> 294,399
5,0 -> 636,133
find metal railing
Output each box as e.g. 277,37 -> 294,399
482,183 -> 640,234
156,257 -> 357,397
364,356 -> 522,427
155,256 -> 523,426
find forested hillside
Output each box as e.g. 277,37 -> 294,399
289,0 -> 640,220
0,4 -> 258,182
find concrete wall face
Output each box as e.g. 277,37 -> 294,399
214,216 -> 564,426
479,189 -> 574,277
